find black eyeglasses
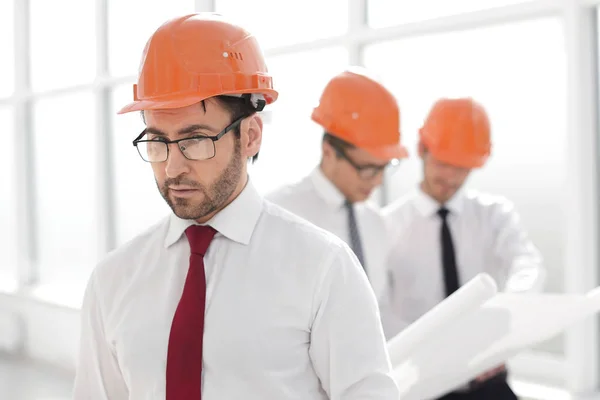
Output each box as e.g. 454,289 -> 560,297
132,116 -> 245,163
334,146 -> 400,179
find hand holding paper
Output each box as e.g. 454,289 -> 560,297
388,280 -> 600,399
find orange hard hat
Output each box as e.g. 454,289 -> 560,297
419,97 -> 491,168
311,68 -> 408,160
118,13 -> 278,114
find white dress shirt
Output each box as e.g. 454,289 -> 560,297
265,168 -> 392,299
73,179 -> 399,400
379,187 -> 546,340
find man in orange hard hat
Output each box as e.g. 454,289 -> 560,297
73,14 -> 399,399
266,68 -> 408,298
380,97 -> 545,399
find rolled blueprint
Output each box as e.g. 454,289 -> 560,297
387,273 -> 498,367
468,286 -> 600,371
389,284 -> 600,399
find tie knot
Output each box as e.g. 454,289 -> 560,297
437,207 -> 450,219
344,199 -> 355,210
185,225 -> 217,256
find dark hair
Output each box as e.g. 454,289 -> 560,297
322,132 -> 355,152
140,94 -> 261,163
214,95 -> 261,163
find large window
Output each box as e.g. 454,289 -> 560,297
368,0 -> 529,27
215,0 -> 348,50
0,0 -> 15,293
108,0 -> 195,77
0,0 -> 14,98
29,0 -> 96,92
364,17 -> 567,354
0,108 -> 16,291
32,92 -> 99,285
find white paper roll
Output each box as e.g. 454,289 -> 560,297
387,273 -> 498,367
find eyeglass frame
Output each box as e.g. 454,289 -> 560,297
332,145 -> 400,179
132,115 -> 246,163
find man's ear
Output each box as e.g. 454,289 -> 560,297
418,140 -> 426,160
322,139 -> 335,160
241,114 -> 263,158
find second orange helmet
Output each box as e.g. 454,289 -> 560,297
311,68 -> 408,160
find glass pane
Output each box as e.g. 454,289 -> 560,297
33,92 -> 98,285
364,18 -> 567,355
0,107 -> 17,291
0,0 -> 14,98
215,0 -> 348,50
108,0 -> 195,77
110,84 -> 171,246
368,0 -> 527,27
30,0 -> 96,92
250,47 -> 349,195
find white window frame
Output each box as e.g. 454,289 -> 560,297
1,0 -> 598,396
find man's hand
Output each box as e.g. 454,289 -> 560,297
474,364 -> 506,382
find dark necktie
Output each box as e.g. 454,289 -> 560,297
166,225 -> 216,399
438,207 -> 460,297
345,200 -> 366,271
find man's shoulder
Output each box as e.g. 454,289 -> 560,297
259,202 -> 364,288
380,192 -> 420,241
355,200 -> 388,228
382,191 -> 418,219
264,175 -> 314,206
260,200 -> 349,253
93,217 -> 170,282
463,189 -> 518,217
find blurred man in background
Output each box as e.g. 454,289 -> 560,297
73,13 -> 399,399
267,68 -> 408,298
380,97 -> 545,399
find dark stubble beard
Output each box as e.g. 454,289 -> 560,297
158,139 -> 243,220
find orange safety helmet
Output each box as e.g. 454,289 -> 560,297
311,68 -> 408,160
419,98 -> 491,168
118,13 -> 278,114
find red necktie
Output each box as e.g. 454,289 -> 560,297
166,225 -> 216,399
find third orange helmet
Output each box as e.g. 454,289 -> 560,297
419,97 -> 491,168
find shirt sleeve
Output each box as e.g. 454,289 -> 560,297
491,201 -> 546,293
308,244 -> 400,399
378,208 -> 415,341
72,270 -> 129,399
378,269 -> 414,341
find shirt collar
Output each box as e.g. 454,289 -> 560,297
164,178 -> 263,248
309,167 -> 346,209
413,185 -> 465,218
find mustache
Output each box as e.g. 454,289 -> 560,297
163,177 -> 204,190
434,178 -> 457,187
